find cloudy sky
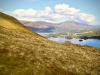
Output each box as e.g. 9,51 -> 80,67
0,0 -> 100,25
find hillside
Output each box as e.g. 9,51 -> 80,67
0,12 -> 100,75
0,12 -> 40,36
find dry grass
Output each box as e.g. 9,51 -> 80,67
0,12 -> 100,75
0,26 -> 100,75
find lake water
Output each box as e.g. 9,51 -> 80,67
49,37 -> 100,47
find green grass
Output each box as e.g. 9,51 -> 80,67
0,12 -> 100,75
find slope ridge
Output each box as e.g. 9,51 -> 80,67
0,12 -> 40,36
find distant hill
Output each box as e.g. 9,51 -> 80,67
20,20 -> 56,28
20,20 -> 56,33
20,20 -> 100,33
0,12 -> 100,75
20,20 -> 100,38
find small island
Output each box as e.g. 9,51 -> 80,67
79,39 -> 83,41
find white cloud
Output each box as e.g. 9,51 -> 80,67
54,4 -> 96,24
45,7 -> 52,13
12,4 -> 97,25
18,17 -> 36,21
13,7 -> 64,21
79,13 -> 95,22
54,4 -> 69,14
13,8 -> 37,17
89,20 -> 100,25
54,4 -> 81,16
48,14 -> 65,20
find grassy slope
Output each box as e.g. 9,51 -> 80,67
0,12 -> 40,36
0,12 -> 100,75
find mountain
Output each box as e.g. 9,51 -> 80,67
20,20 -> 56,33
20,20 -> 100,38
0,12 -> 100,75
20,20 -> 56,28
53,21 -> 100,38
53,20 -> 97,33
20,20 -> 94,32
20,20 -> 100,33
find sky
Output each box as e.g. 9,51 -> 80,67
0,0 -> 100,25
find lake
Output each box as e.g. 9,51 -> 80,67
49,37 -> 100,47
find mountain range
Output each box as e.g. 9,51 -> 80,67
0,12 -> 100,75
20,20 -> 100,38
20,20 -> 100,33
